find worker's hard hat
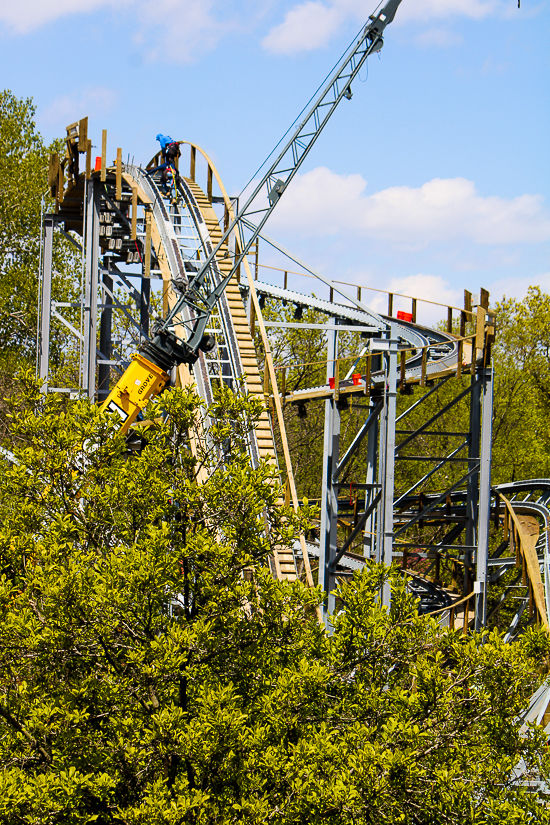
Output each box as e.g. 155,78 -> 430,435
156,134 -> 163,141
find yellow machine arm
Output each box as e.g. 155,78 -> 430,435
100,353 -> 169,434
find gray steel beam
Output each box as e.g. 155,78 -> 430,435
38,216 -> 54,392
83,178 -> 100,399
320,323 -> 340,618
98,269 -> 113,401
363,406 -> 379,559
475,366 -> 494,630
465,374 -> 482,594
380,324 -> 398,605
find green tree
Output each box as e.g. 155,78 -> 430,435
0,378 -> 548,823
490,287 -> 550,482
0,91 -> 77,396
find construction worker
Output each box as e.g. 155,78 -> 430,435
159,165 -> 176,197
148,135 -> 182,192
153,134 -> 181,168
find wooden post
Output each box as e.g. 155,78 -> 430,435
281,368 -> 286,403
116,148 -> 122,201
463,596 -> 469,635
58,163 -> 64,205
503,503 -> 509,541
412,298 -> 417,323
480,287 -> 489,310
207,165 -> 213,202
131,186 -> 137,241
388,293 -> 393,317
263,362 -> 269,402
420,346 -> 427,387
329,286 -> 334,303
476,305 -> 485,352
284,271 -> 288,290
234,238 -> 241,285
457,339 -> 463,379
190,146 -> 196,181
78,117 -> 88,152
144,210 -> 152,278
101,129 -> 107,182
86,139 -> 92,180
250,301 -> 255,338
364,354 -> 371,397
464,289 -> 472,315
447,306 -> 453,333
285,477 -> 291,506
357,286 -> 362,302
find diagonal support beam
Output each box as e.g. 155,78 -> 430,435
393,465 -> 480,540
333,400 -> 383,482
396,380 -> 479,455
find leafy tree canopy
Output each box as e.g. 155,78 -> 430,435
0,90 -> 77,378
0,378 -> 548,824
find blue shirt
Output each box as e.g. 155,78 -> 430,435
157,135 -> 174,151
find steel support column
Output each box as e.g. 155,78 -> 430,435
320,322 -> 340,617
38,216 -> 54,391
465,374 -> 481,594
98,267 -> 113,401
475,365 -> 494,629
363,408 -> 379,559
83,178 -> 100,399
378,324 -> 398,605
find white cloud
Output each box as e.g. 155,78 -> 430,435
269,167 -> 550,247
135,0 -> 229,63
0,0 -> 130,33
262,0 -> 513,55
262,1 -> 342,53
39,86 -> 117,130
0,0 -> 230,62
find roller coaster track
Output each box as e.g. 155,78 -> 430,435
43,139 -> 549,637
120,148 -> 471,586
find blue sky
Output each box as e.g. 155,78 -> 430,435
1,0 -> 548,322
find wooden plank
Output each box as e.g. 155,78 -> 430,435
475,305 -> 485,352
144,210 -> 152,278
121,172 -> 152,205
78,117 -> 88,152
101,129 -> 107,182
86,139 -> 92,180
131,186 -> 137,241
116,148 -> 122,201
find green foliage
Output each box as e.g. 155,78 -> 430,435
491,287 -> 550,482
0,379 -> 547,823
0,90 -> 77,379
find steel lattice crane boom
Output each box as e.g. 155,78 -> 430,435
102,0 -> 404,430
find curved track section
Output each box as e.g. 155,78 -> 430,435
123,163 -> 299,582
